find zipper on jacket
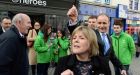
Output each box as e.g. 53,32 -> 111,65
118,38 -> 120,59
115,38 -> 120,59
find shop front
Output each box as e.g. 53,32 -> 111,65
78,1 -> 116,34
126,12 -> 140,42
0,0 -> 75,28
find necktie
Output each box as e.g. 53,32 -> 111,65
102,33 -> 109,55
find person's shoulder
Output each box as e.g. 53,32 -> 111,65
0,31 -> 18,45
123,33 -> 132,38
59,55 -> 76,64
93,29 -> 100,36
1,30 -> 15,38
59,55 -> 73,61
94,56 -> 105,60
93,56 -> 108,65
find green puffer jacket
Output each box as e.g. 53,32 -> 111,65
111,32 -> 136,65
34,31 -> 56,63
52,37 -> 70,63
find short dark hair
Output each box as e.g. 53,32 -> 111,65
113,20 -> 123,27
88,16 -> 97,20
41,24 -> 51,42
1,16 -> 11,22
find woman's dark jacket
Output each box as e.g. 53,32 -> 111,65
54,54 -> 111,75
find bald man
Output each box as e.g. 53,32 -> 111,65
0,13 -> 32,75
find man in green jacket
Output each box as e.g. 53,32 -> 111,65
111,20 -> 136,75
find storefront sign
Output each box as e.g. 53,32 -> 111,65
0,0 -> 47,6
80,0 -> 110,4
117,4 -> 128,19
13,0 -> 47,6
127,12 -> 140,20
79,4 -> 116,17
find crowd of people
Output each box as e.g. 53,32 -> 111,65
0,5 -> 138,75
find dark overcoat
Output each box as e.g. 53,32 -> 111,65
0,25 -> 29,75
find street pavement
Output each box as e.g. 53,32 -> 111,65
110,56 -> 140,75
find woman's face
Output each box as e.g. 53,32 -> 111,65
34,22 -> 40,30
57,30 -> 62,37
71,31 -> 90,55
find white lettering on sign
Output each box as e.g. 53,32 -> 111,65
12,0 -> 47,6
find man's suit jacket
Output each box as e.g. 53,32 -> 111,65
94,30 -> 124,68
0,25 -> 29,75
0,25 -> 4,35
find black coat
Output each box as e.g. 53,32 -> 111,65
54,54 -> 110,75
0,25 -> 4,35
94,30 -> 124,73
0,25 -> 29,75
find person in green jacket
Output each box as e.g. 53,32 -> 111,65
52,29 -> 70,63
111,20 -> 136,75
34,24 -> 53,75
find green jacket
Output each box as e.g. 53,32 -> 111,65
111,32 -> 136,65
34,32 -> 55,63
52,37 -> 70,63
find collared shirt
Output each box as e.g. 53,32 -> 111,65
100,32 -> 110,54
19,32 -> 24,38
2,27 -> 6,32
100,32 -> 108,41
68,19 -> 78,26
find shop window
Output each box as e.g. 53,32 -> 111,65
105,0 -> 110,4
0,11 -> 9,21
129,0 -> 133,9
134,0 -> 139,10
126,24 -> 139,43
95,0 -> 101,3
45,15 -> 68,31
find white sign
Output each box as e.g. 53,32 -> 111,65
12,0 -> 47,6
118,4 -> 128,18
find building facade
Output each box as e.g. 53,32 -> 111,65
0,0 -> 76,30
78,0 -> 116,34
78,0 -> 140,36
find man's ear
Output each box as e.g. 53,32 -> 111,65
121,26 -> 123,29
19,20 -> 22,24
16,20 -> 22,26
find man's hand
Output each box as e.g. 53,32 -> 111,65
67,5 -> 78,22
61,69 -> 74,75
121,70 -> 127,75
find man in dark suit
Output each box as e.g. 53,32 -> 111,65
0,13 -> 32,75
0,17 -> 12,35
67,5 -> 127,75
0,25 -> 3,35
95,14 -> 127,75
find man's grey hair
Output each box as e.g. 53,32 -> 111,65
12,13 -> 23,25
